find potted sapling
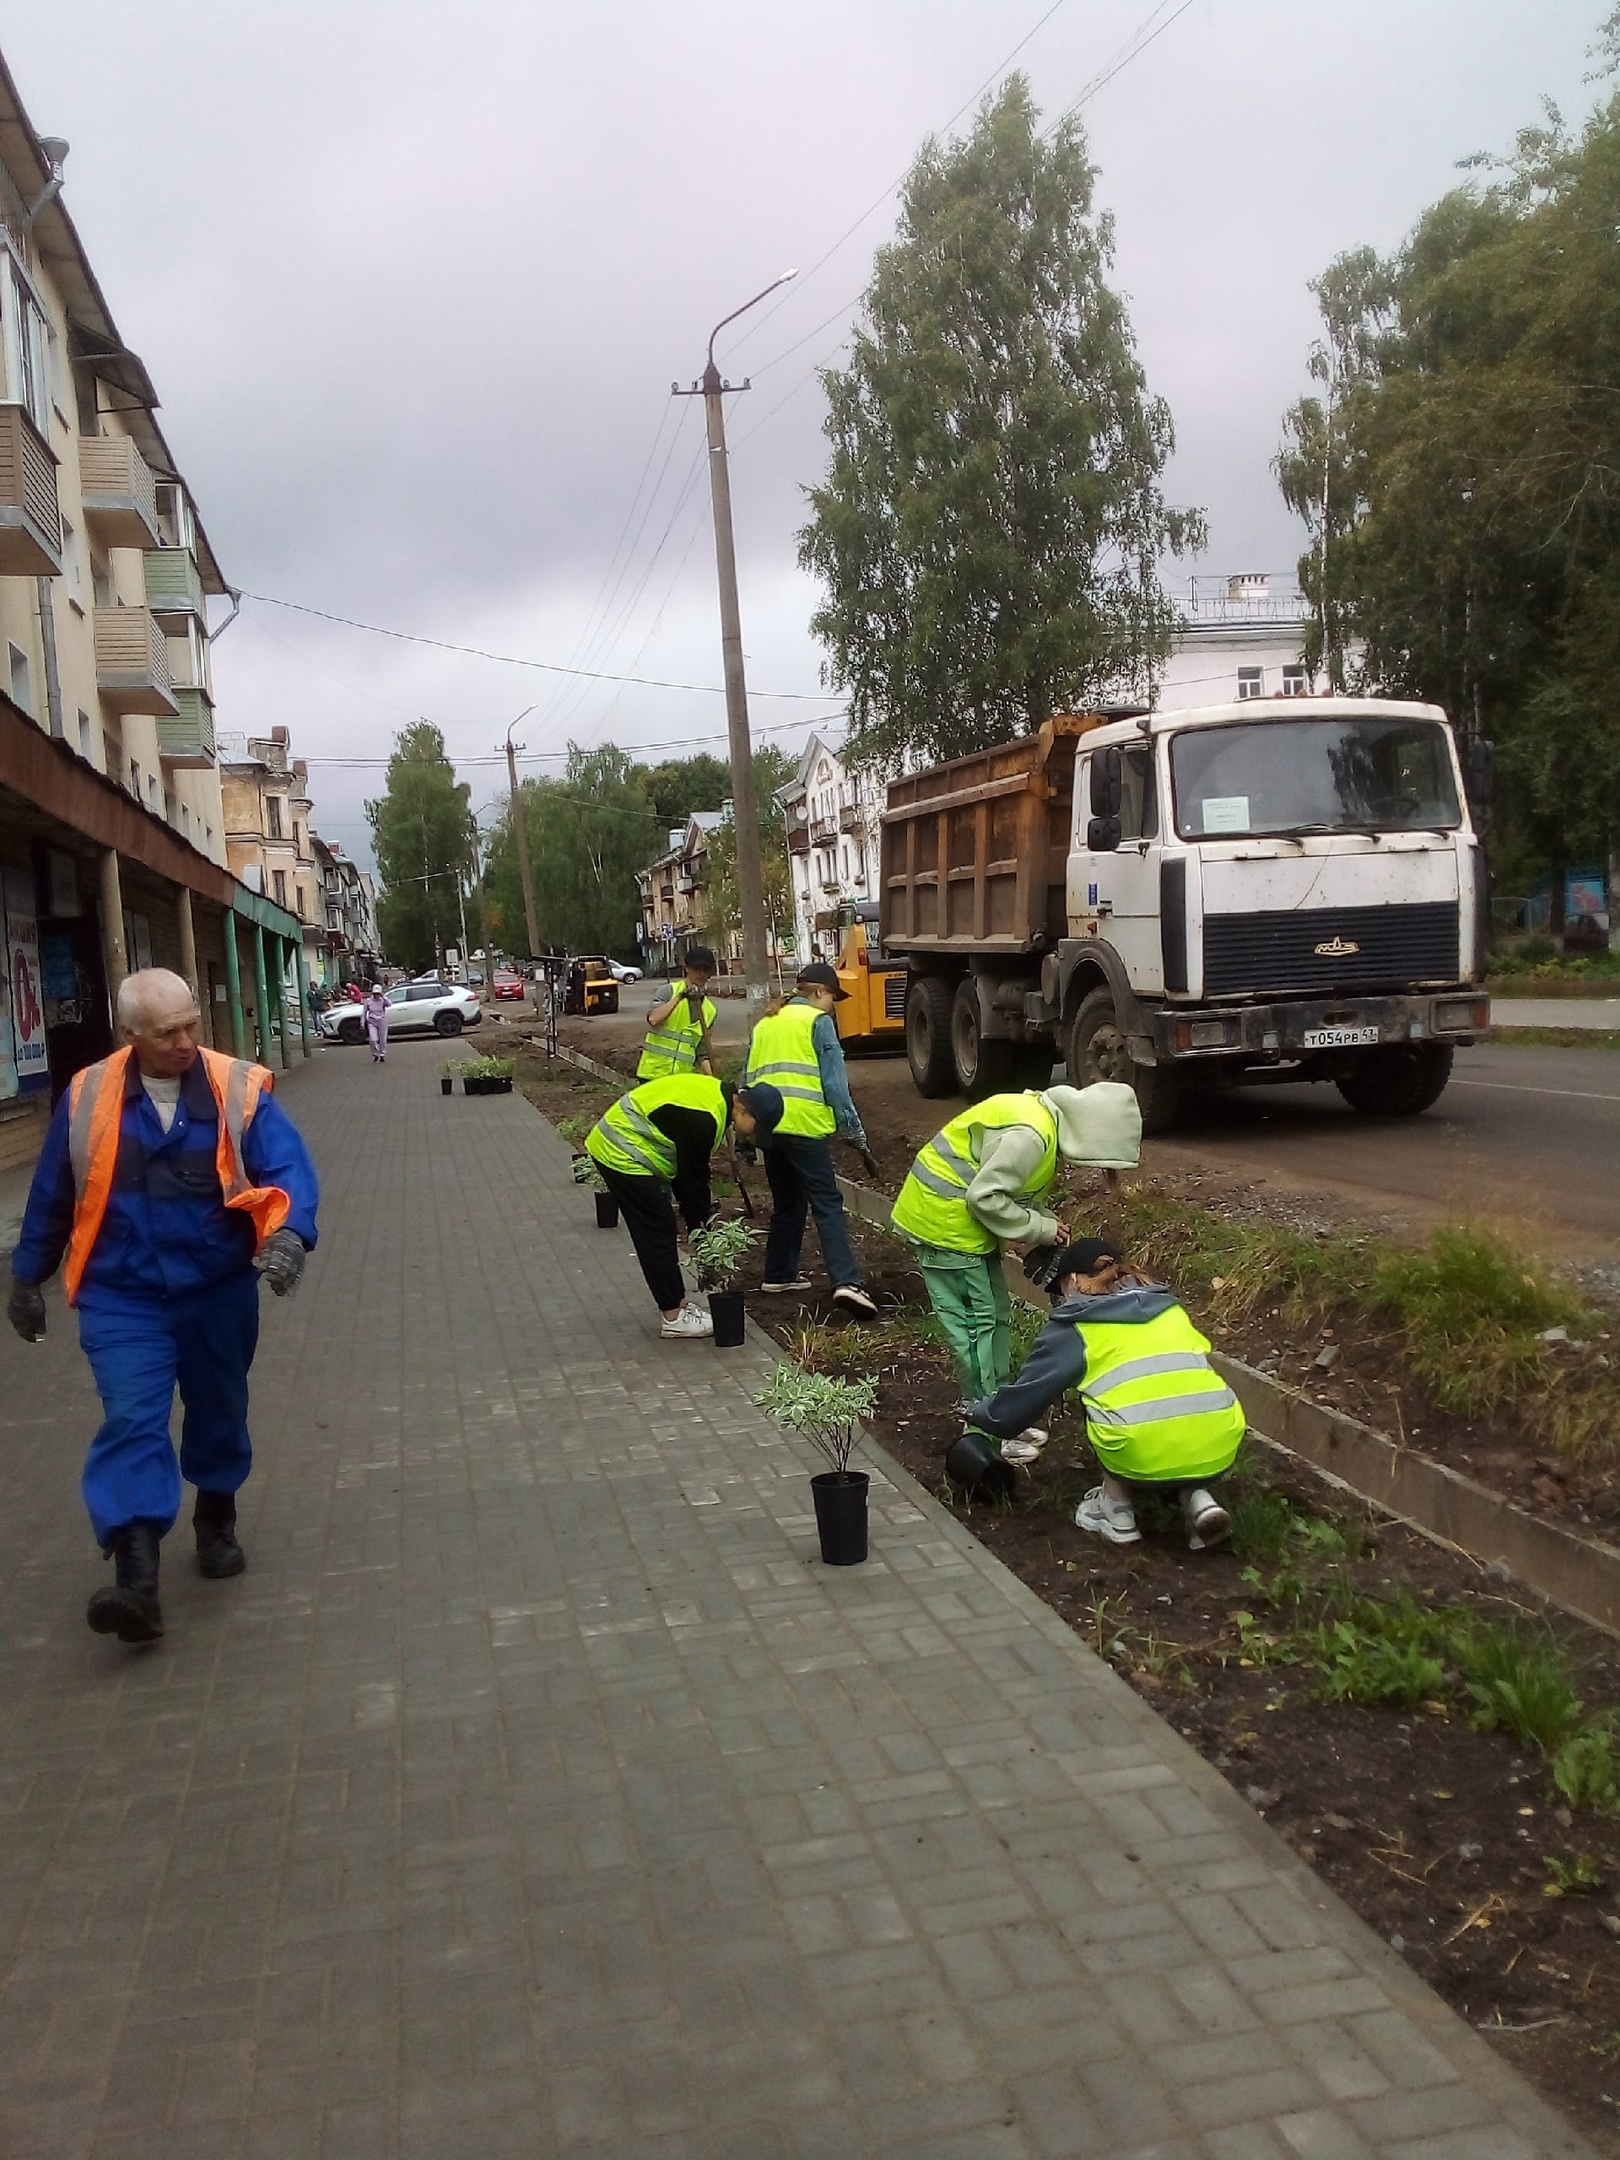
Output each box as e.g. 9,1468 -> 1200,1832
756,1364 -> 878,1566
440,1058 -> 461,1097
687,1216 -> 757,1348
569,1148 -> 619,1229
462,1054 -> 516,1096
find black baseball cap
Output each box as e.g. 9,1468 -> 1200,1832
796,962 -> 849,1002
1053,1238 -> 1124,1279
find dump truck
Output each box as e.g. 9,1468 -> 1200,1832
879,699 -> 1491,1130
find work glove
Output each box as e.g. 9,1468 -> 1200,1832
6,1275 -> 45,1342
253,1227 -> 307,1298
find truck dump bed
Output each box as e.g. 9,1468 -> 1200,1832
879,713 -> 1100,957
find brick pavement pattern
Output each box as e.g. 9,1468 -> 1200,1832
0,1044 -> 1595,2159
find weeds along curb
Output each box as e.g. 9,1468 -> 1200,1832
827,1168 -> 1620,1644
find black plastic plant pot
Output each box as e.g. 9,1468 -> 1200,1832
944,1430 -> 1017,1501
440,1076 -> 454,1096
811,1470 -> 868,1565
489,1076 -> 513,1094
462,1075 -> 484,1095
593,1192 -> 619,1230
708,1288 -> 746,1348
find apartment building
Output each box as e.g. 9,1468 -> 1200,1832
219,727 -> 330,997
637,812 -> 723,967
0,49 -> 307,1171
311,835 -> 381,987
1156,573 -> 1315,709
778,733 -> 880,966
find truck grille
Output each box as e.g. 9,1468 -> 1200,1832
1202,902 -> 1459,996
881,970 -> 908,1020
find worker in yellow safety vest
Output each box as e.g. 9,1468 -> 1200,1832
585,1072 -> 783,1338
638,945 -> 717,1078
889,1082 -> 1141,1460
742,963 -> 876,1316
965,1238 -> 1244,1551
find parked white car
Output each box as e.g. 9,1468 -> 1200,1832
607,959 -> 643,982
320,981 -> 483,1043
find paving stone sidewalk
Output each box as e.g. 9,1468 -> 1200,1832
0,1043 -> 1596,2160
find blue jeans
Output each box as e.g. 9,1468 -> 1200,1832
762,1134 -> 861,1288
77,1273 -> 260,1545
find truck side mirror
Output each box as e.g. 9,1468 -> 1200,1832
1090,746 -> 1123,820
1087,815 -> 1121,853
1467,738 -> 1494,828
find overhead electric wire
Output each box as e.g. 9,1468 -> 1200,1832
235,589 -> 829,699
296,708 -> 850,770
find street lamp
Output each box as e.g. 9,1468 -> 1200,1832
501,705 -> 542,963
674,268 -> 797,1015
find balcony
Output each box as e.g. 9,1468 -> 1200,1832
143,546 -> 206,628
838,801 -> 861,833
79,436 -> 160,549
0,405 -> 62,576
156,687 -> 215,768
94,606 -> 177,717
809,815 -> 836,844
787,824 -> 810,855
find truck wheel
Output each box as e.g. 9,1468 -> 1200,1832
905,976 -> 956,1097
951,978 -> 1018,1099
1335,1043 -> 1454,1117
1066,988 -> 1182,1135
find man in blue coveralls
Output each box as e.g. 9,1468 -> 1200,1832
5,967 -> 319,1645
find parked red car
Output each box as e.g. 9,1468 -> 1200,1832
490,969 -> 525,1000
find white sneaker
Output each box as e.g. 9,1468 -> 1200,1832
759,1277 -> 812,1294
1074,1484 -> 1141,1545
832,1284 -> 877,1317
999,1436 -> 1041,1466
1183,1488 -> 1231,1551
660,1303 -> 714,1340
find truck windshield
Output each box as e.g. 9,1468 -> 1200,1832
1170,717 -> 1461,840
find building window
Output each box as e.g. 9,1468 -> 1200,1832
296,885 -> 308,921
148,775 -> 159,809
266,796 -> 283,839
1281,665 -> 1309,697
61,518 -> 81,605
327,907 -> 340,931
181,803 -> 190,835
272,869 -> 287,906
103,729 -> 119,776
129,758 -> 141,798
8,641 -> 30,715
0,252 -> 51,436
77,709 -> 91,758
1236,667 -> 1264,700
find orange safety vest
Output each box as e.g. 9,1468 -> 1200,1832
62,1045 -> 291,1305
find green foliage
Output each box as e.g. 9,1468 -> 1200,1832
799,76 -> 1201,773
643,754 -> 733,830
461,1055 -> 516,1080
1553,1730 -> 1620,1815
1369,1227 -> 1587,1417
687,1216 -> 758,1292
1542,1851 -> 1607,1896
1228,1488 -> 1299,1566
483,743 -> 660,959
1461,1622 -> 1586,1753
569,1150 -> 607,1194
1314,1620 -> 1445,1709
1276,77 -> 1620,887
365,723 -> 471,974
756,1363 -> 878,1477
701,743 -> 796,960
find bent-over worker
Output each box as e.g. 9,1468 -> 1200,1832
6,968 -> 320,1644
585,1073 -> 783,1338
742,963 -> 876,1316
966,1238 -> 1243,1550
890,1081 -> 1141,1460
639,944 -> 718,1078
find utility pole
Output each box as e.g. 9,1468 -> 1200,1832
504,707 -> 541,964
675,270 -> 795,1017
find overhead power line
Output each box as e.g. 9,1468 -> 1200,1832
236,589 -> 829,700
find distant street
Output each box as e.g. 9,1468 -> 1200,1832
572,980 -> 1620,1258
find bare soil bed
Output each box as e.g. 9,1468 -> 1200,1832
513,1031 -> 1620,2148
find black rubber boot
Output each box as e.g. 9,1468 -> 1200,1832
193,1489 -> 245,1579
86,1521 -> 164,1643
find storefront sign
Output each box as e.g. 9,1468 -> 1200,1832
3,867 -> 46,1083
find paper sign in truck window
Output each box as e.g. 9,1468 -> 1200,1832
1201,796 -> 1250,834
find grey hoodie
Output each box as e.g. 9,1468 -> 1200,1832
918,1082 -> 1144,1248
966,1282 -> 1179,1437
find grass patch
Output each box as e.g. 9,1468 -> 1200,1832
1096,1190 -> 1619,1468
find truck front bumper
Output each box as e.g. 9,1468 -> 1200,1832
1149,990 -> 1491,1064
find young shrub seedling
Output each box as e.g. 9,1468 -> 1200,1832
687,1217 -> 758,1293
756,1365 -> 877,1480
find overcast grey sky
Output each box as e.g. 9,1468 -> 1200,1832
3,2 -> 1608,861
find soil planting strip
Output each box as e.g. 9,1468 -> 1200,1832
822,1159 -> 1620,1644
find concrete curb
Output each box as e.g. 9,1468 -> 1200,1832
548,1041 -> 1620,1641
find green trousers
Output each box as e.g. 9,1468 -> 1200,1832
916,1247 -> 1011,1402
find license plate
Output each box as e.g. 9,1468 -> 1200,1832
1303,1025 -> 1380,1049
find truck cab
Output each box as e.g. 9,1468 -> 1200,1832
1060,697 -> 1489,1126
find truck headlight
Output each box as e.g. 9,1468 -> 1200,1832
1434,997 -> 1489,1032
1188,1019 -> 1234,1050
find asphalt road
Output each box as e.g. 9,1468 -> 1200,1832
589,980 -> 1620,1258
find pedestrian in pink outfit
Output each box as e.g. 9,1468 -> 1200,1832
363,985 -> 389,1062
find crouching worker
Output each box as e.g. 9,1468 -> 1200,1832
585,1075 -> 783,1339
6,968 -> 319,1644
964,1238 -> 1242,1550
890,1082 -> 1141,1463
